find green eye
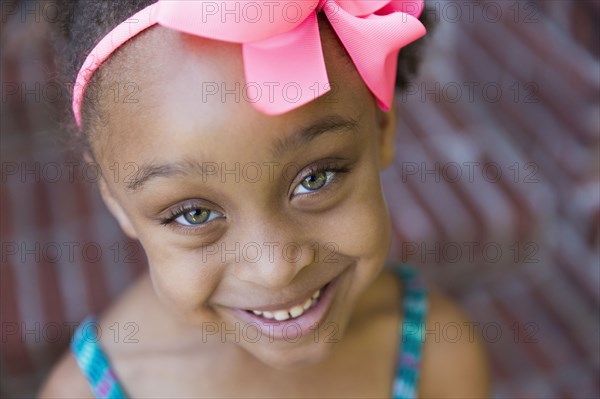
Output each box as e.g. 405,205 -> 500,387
294,170 -> 335,195
184,209 -> 210,224
175,208 -> 220,226
302,171 -> 328,190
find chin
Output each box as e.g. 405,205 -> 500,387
243,338 -> 339,371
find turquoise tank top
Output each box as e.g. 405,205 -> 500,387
71,264 -> 428,398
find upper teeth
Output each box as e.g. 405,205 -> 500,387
250,288 -> 321,321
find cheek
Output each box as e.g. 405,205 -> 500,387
317,162 -> 391,262
144,245 -> 223,314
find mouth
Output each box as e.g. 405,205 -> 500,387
244,285 -> 324,321
228,274 -> 342,341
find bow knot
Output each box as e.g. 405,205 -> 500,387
73,0 -> 426,127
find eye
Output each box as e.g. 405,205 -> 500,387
172,208 -> 223,226
293,170 -> 337,195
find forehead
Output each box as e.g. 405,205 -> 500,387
94,24 -> 374,164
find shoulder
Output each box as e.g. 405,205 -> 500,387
38,272 -> 155,399
417,291 -> 491,398
37,350 -> 94,399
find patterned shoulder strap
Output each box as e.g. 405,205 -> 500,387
390,264 -> 428,399
70,316 -> 128,399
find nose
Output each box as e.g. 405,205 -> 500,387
228,221 -> 315,288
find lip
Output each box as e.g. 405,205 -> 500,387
228,273 -> 342,342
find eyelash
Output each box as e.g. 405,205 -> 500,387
159,204 -> 218,227
159,163 -> 352,229
292,164 -> 351,198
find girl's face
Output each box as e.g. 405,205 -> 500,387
94,25 -> 396,369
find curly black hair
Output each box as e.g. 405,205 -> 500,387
50,0 -> 436,149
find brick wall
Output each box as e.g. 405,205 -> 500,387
382,1 -> 599,396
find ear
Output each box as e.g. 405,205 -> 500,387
84,151 -> 138,240
376,102 -> 398,169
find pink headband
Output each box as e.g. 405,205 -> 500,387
72,0 -> 426,128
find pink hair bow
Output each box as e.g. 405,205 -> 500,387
72,0 -> 426,128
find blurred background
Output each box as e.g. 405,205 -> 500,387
1,0 -> 599,397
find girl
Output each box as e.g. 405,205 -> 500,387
40,1 -> 489,397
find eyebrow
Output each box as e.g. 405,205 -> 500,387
270,115 -> 358,158
125,115 -> 358,192
125,159 -> 205,192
